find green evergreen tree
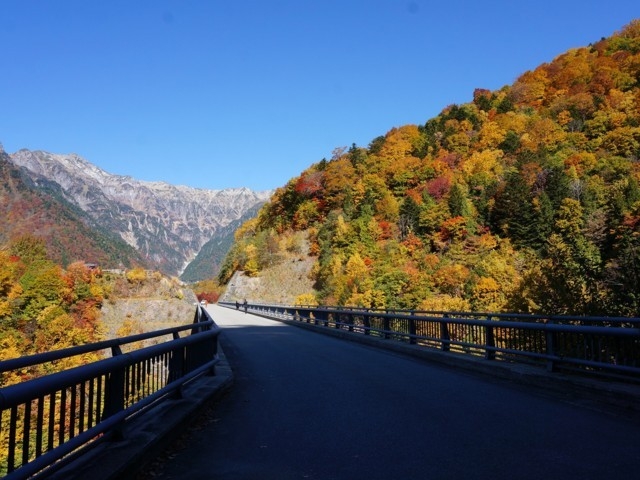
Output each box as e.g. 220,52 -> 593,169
491,172 -> 540,248
538,199 -> 603,314
605,204 -> 640,316
399,196 -> 421,239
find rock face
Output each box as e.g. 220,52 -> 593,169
0,148 -> 148,269
9,149 -> 272,278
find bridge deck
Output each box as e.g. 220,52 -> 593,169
153,304 -> 640,480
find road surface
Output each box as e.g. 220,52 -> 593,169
154,304 -> 640,479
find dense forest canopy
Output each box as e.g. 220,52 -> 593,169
219,20 -> 640,317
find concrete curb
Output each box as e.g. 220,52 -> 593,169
49,353 -> 234,480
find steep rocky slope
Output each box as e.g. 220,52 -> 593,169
0,146 -> 147,269
8,149 -> 271,277
219,231 -> 316,305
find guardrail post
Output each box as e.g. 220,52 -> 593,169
545,320 -> 557,372
168,346 -> 186,398
315,309 -> 325,326
485,316 -> 495,360
440,315 -> 450,351
102,346 -> 126,439
363,313 -> 371,335
384,316 -> 390,339
409,312 -> 417,344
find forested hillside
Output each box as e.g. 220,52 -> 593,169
0,236 -> 106,385
0,235 -> 193,386
0,236 -> 196,473
220,20 -> 640,316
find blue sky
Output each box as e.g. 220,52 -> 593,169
1,1 -> 639,191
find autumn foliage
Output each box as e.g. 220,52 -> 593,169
220,20 -> 640,316
0,236 -> 106,385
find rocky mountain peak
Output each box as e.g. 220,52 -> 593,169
8,148 -> 272,278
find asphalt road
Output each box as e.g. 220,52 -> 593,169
155,304 -> 640,480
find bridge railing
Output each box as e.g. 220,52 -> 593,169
219,301 -> 640,381
0,305 -> 220,480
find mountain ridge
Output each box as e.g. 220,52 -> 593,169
6,148 -> 272,278
0,148 -> 149,269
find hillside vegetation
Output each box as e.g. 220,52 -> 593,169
0,236 -> 107,385
220,20 -> 640,317
100,268 -> 197,343
219,230 -> 316,304
0,237 -> 197,473
0,236 -> 196,386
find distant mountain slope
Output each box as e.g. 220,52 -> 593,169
7,149 -> 271,278
0,146 -> 148,268
180,203 -> 262,282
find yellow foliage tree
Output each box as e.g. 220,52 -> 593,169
243,244 -> 259,276
494,111 -> 528,135
477,120 -> 506,149
512,68 -> 549,107
472,277 -> 502,312
378,125 -> 423,162
126,267 -> 147,284
345,252 -> 368,281
346,287 -> 385,308
433,263 -> 470,296
520,117 -> 567,152
419,294 -> 471,313
324,157 -> 356,208
461,149 -> 504,182
293,200 -> 320,229
295,293 -> 318,306
0,334 -> 24,386
236,217 -> 259,240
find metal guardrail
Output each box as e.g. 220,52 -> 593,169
0,305 -> 221,480
220,301 -> 640,381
